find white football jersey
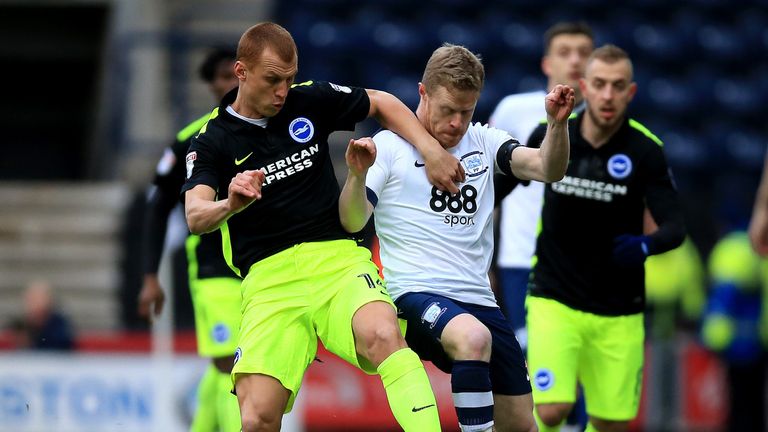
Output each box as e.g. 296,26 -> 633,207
367,123 -> 518,307
489,90 -> 547,269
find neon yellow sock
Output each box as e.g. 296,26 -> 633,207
377,348 -> 441,432
191,364 -> 219,432
584,422 -> 599,432
534,408 -> 562,432
217,370 -> 242,431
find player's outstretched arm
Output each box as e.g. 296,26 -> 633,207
339,138 -> 376,233
185,170 -> 265,234
509,84 -> 574,182
366,89 -> 465,194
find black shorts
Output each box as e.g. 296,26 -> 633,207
396,292 -> 532,396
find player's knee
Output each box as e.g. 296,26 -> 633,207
461,325 -> 492,359
446,323 -> 492,361
356,320 -> 405,364
536,404 -> 570,427
240,410 -> 281,432
363,321 -> 403,351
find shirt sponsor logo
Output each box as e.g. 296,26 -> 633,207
212,323 -> 230,343
259,144 -> 320,186
329,82 -> 352,93
552,175 -> 628,202
185,151 -> 197,179
289,117 -> 314,143
607,154 -> 633,179
421,302 -> 447,329
534,368 -> 554,391
461,151 -> 488,177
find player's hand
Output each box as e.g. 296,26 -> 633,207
346,137 -> 377,177
227,170 -> 265,213
748,210 -> 768,256
545,84 -> 576,124
612,234 -> 652,266
138,274 -> 165,320
424,147 -> 465,195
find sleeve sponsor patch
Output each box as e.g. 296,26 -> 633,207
185,151 -> 197,179
329,82 -> 352,93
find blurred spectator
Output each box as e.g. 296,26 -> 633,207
701,231 -> 767,432
7,280 -> 75,350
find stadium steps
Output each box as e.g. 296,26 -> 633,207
0,182 -> 129,332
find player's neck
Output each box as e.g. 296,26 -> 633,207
580,112 -> 623,149
231,94 -> 266,119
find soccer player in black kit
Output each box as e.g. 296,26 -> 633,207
525,45 -> 685,432
182,22 -> 465,432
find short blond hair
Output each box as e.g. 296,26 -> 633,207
587,44 -> 634,78
422,43 -> 484,94
237,22 -> 297,66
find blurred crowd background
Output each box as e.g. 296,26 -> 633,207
0,0 -> 767,430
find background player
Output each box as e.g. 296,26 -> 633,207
138,48 -> 241,431
490,21 -> 594,348
525,44 -> 685,432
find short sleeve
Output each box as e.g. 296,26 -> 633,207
313,81 -> 371,131
181,134 -> 221,198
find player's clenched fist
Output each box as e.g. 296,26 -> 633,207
228,169 -> 265,213
545,84 -> 576,123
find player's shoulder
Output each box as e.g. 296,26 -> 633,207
372,129 -> 408,146
626,118 -> 664,148
288,80 -> 361,99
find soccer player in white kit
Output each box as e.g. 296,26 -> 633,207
338,44 -> 574,432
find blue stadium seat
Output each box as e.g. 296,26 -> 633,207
631,23 -> 684,65
696,24 -> 748,62
712,77 -> 760,116
661,127 -> 714,171
436,22 -> 489,55
645,77 -> 697,116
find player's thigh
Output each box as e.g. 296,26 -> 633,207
311,240 -> 395,373
233,249 -> 317,413
493,393 -> 536,432
580,312 -> 644,421
190,277 -> 242,358
526,296 -> 583,404
396,292 -> 471,373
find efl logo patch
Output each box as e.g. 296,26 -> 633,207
289,117 -> 314,143
461,151 -> 488,177
607,154 -> 632,179
234,347 -> 242,365
185,151 -> 197,179
534,368 -> 554,391
421,302 -> 447,329
329,82 -> 352,93
212,323 -> 230,343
